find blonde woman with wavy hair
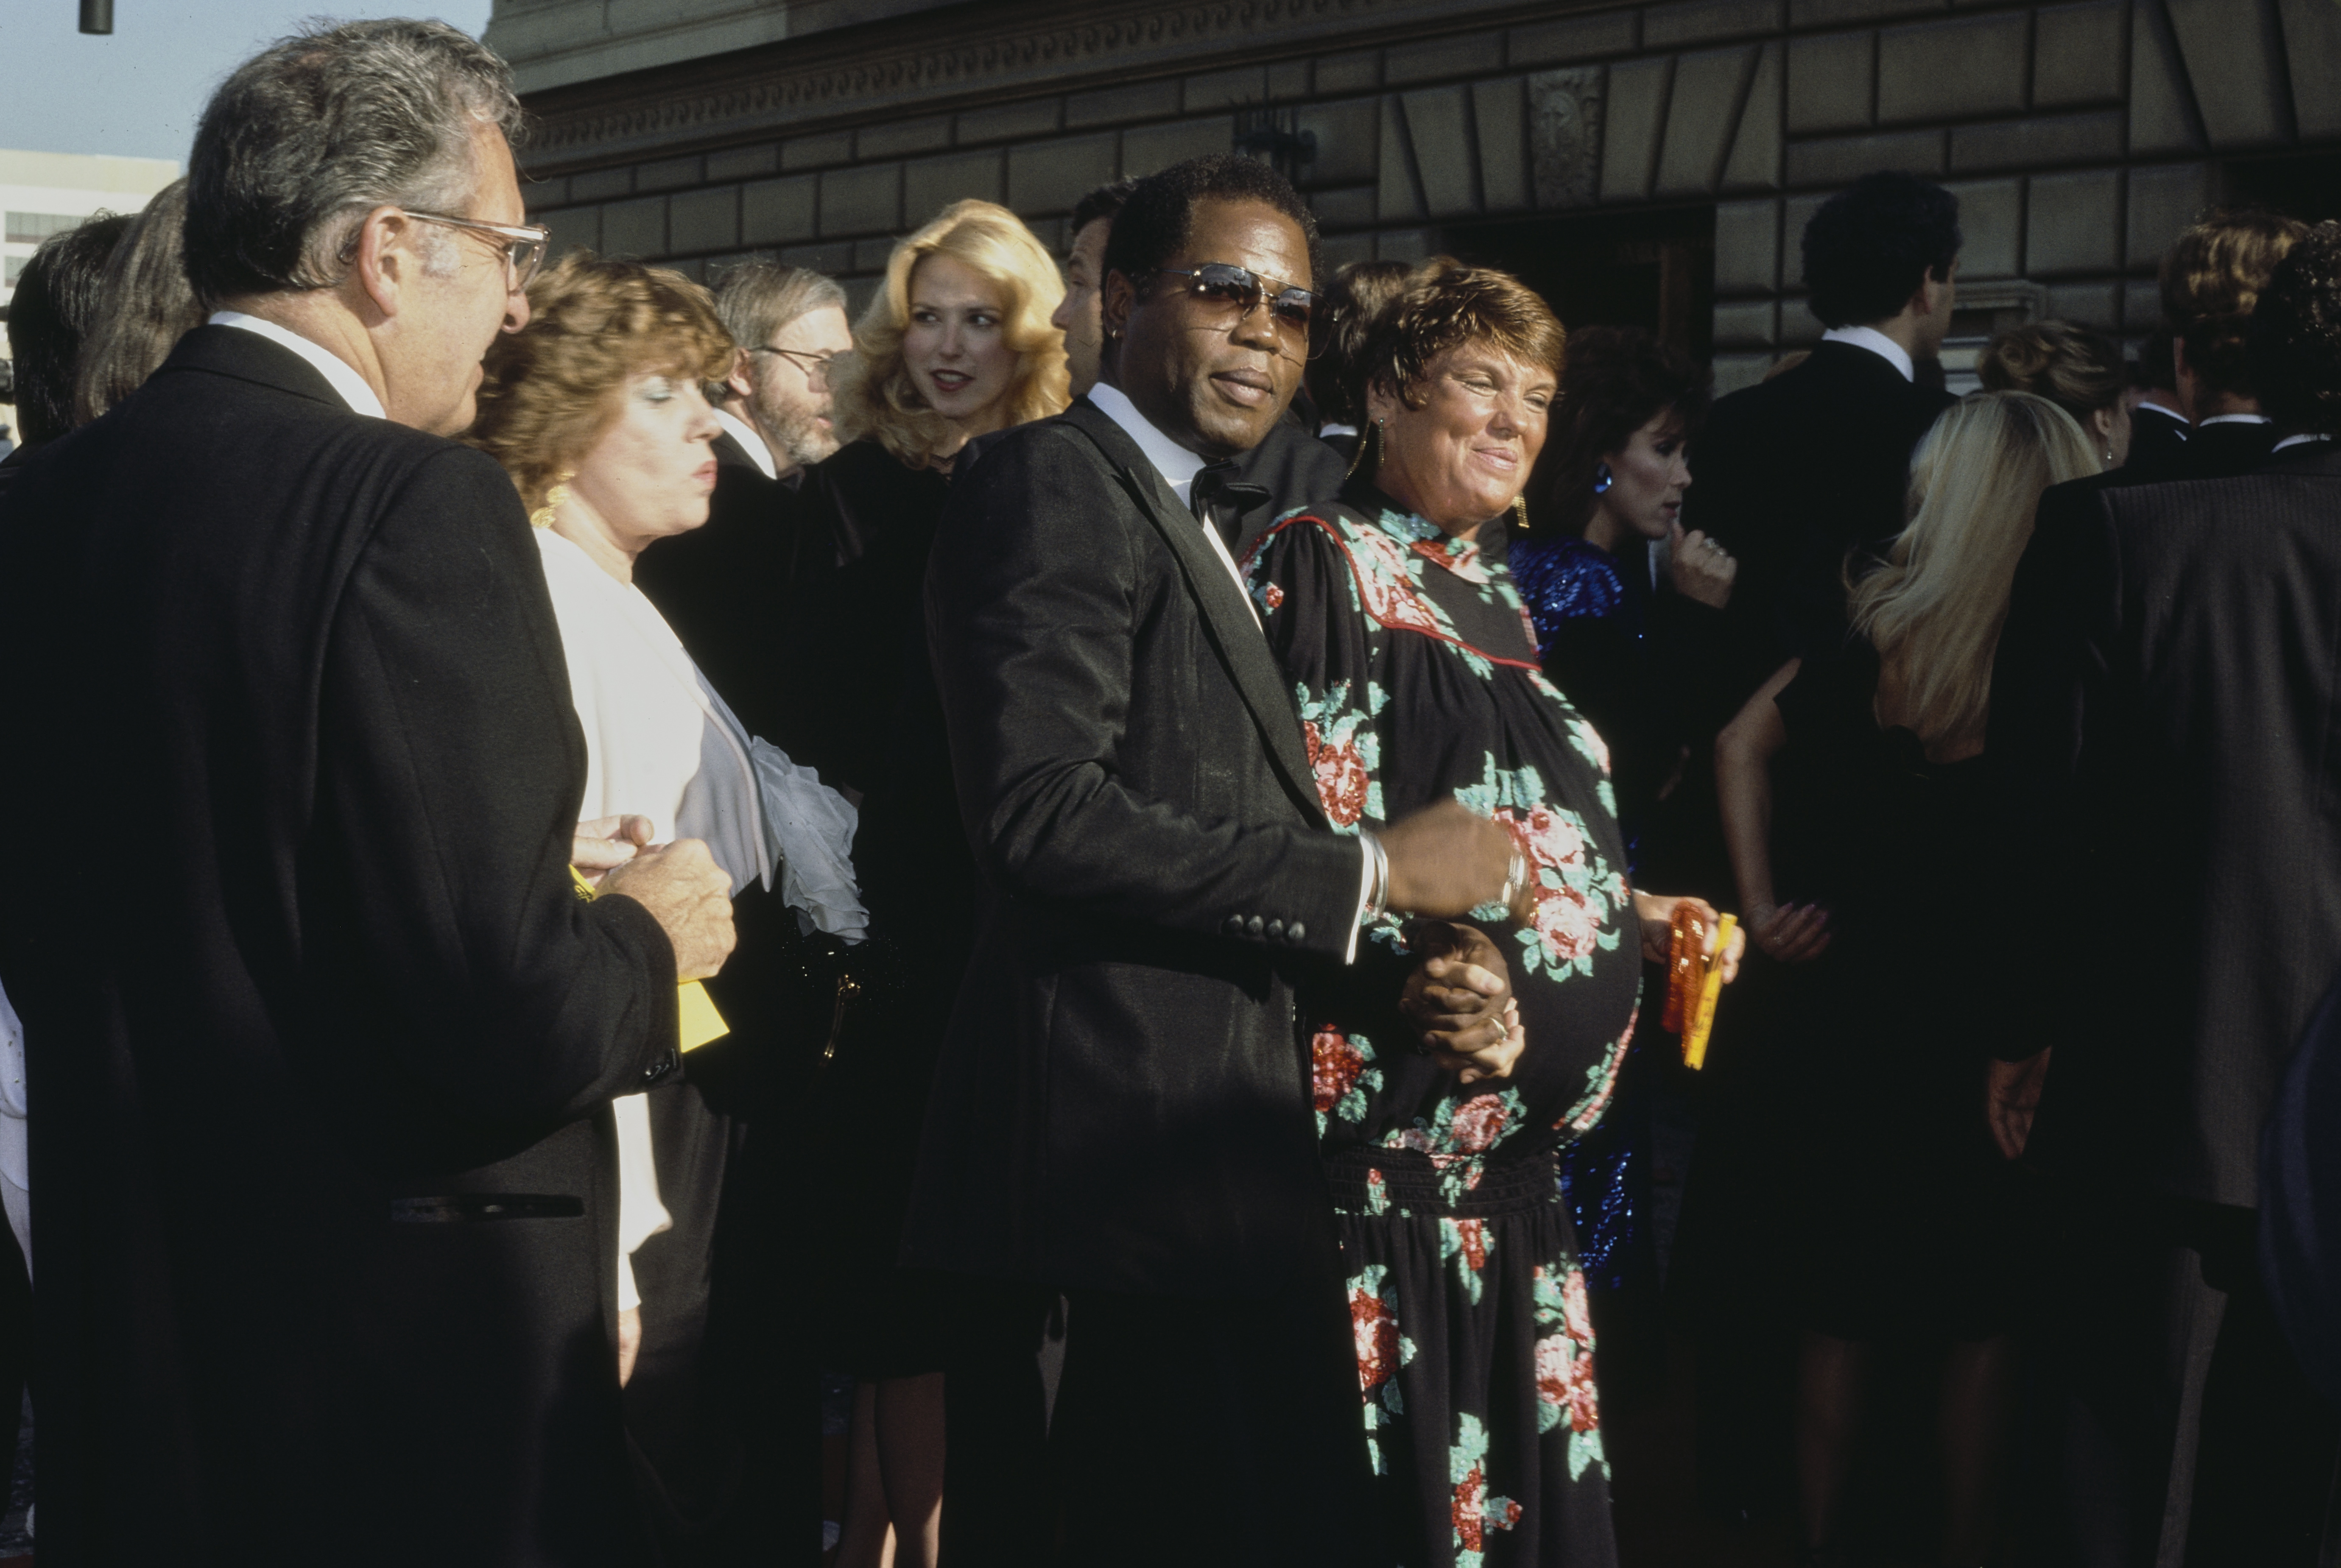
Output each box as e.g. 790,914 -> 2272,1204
830,197 -> 1069,466
788,196 -> 1067,1568
1713,389 -> 2097,1568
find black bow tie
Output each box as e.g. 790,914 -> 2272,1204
1190,461 -> 1272,550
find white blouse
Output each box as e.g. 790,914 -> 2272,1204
535,529 -> 766,1314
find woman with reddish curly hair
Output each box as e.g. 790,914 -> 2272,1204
1244,259 -> 1738,1568
470,251 -> 866,1560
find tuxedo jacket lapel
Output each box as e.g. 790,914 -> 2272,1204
1058,402 -> 1326,827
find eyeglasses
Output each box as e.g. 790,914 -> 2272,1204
1148,263 -> 1321,357
749,346 -> 843,378
398,209 -> 550,292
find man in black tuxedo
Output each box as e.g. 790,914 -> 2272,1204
2160,211 -> 2308,481
635,262 -> 851,748
1686,171 -> 1961,670
911,155 -> 1523,1567
1985,222 -> 2341,1566
2123,326 -> 2193,482
0,22 -> 736,1565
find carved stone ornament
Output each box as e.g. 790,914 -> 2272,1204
1529,66 -> 1603,210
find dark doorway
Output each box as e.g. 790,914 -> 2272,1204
1437,205 -> 1718,363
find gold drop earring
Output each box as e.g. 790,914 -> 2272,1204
529,471 -> 574,530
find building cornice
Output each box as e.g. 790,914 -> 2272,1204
518,0 -> 1620,173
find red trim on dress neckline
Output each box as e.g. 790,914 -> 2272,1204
1258,511 -> 1545,670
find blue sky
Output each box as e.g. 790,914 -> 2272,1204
0,4 -> 493,167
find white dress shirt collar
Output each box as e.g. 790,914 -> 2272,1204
2200,412 -> 2272,427
1819,324 -> 1915,383
207,310 -> 386,421
714,408 -> 779,480
2136,398 -> 2187,425
2274,433 -> 2334,453
1087,381 -> 1207,502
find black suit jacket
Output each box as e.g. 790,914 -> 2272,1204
2125,401 -> 2192,481
0,326 -> 679,1564
1686,340 -> 1957,670
2186,417 -> 2283,479
634,426 -> 798,746
1987,441 -> 2341,1210
907,399 -> 1366,1298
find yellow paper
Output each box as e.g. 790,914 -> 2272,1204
1681,913 -> 1737,1072
568,866 -> 729,1052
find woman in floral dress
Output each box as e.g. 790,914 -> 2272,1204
1247,261 -> 1734,1567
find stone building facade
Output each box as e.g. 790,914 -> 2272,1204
492,0 -> 2341,393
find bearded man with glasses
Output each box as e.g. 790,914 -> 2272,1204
911,154 -> 1530,1567
0,21 -> 737,1564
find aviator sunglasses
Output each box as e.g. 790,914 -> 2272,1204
1148,262 -> 1324,357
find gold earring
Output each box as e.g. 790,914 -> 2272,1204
529,471 -> 573,530
1512,494 -> 1531,532
1345,416 -> 1384,480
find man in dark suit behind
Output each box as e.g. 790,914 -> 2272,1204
0,22 -> 736,1565
911,155 -> 1524,1567
1985,221 -> 2341,1567
1685,171 -> 1961,671
635,261 -> 852,749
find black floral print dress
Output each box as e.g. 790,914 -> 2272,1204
1248,480 -> 1640,1568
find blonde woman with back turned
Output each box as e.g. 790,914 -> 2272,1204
1714,391 -> 2098,1568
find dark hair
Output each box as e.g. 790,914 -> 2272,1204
1070,177 -> 1139,238
1360,258 -> 1566,414
2247,222 -> 2341,438
4,213 -> 132,447
2162,210 -> 2309,402
1102,154 -> 1323,293
1800,172 -> 1962,330
73,180 -> 206,427
1305,259 -> 1414,427
1977,320 -> 2125,432
1547,325 -> 1709,536
185,18 -> 522,306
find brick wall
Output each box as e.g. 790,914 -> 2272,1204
518,0 -> 2341,389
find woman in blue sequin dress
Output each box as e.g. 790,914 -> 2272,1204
1505,327 -> 1737,1345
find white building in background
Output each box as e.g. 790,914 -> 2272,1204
0,147 -> 179,446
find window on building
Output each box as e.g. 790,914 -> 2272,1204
4,212 -> 84,245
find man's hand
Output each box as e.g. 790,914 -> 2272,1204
599,838 -> 736,981
1400,922 -> 1522,1083
1986,1050 -> 2050,1161
1746,900 -> 1831,964
1380,801 -> 1530,922
573,815 -> 655,887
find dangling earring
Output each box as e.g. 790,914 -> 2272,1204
1346,416 -> 1385,480
529,470 -> 573,530
1511,495 -> 1531,532
1592,461 -> 1615,495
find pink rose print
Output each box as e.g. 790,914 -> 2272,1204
1304,720 -> 1371,828
1446,1094 -> 1513,1155
1351,1283 -> 1402,1392
1494,805 -> 1604,969
1260,581 -> 1285,610
1312,1027 -> 1368,1116
1346,529 -> 1449,638
1452,1464 -> 1522,1550
1562,1267 -> 1594,1347
1451,1217 -> 1489,1274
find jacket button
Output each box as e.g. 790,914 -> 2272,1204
1247,915 -> 1265,937
1222,915 -> 1245,935
1265,919 -> 1284,940
1287,921 -> 1306,943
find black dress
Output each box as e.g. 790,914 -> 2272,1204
1764,639 -> 2022,1340
1249,479 -> 1638,1568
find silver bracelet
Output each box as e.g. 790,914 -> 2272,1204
1361,830 -> 1390,924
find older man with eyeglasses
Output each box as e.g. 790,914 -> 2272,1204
0,20 -> 737,1565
